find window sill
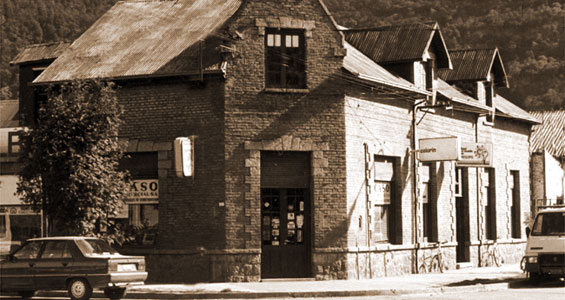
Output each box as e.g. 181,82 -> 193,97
264,87 -> 309,94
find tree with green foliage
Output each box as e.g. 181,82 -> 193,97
17,80 -> 129,243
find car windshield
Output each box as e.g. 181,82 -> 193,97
76,239 -> 119,255
532,212 -> 565,236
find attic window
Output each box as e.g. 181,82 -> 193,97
265,29 -> 306,88
485,80 -> 495,124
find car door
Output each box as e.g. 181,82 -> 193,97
0,240 -> 42,291
33,240 -> 75,290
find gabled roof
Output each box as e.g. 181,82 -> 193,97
436,79 -> 491,113
438,48 -> 509,88
494,94 -> 539,124
529,110 -> 565,157
10,42 -> 71,66
341,22 -> 452,69
343,42 -> 429,97
0,100 -> 19,128
34,0 -> 242,84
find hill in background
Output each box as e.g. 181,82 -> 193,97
1,0 -> 563,110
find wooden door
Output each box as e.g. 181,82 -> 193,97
261,188 -> 310,278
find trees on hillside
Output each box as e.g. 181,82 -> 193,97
17,80 -> 129,242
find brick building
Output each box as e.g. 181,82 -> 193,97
11,0 -> 538,282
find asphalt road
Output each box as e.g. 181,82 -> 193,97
0,278 -> 563,300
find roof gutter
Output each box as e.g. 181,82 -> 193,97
31,70 -> 225,86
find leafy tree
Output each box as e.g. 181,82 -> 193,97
17,79 -> 129,243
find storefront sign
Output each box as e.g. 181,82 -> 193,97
174,137 -> 193,177
0,205 -> 38,215
418,136 -> 461,162
371,181 -> 391,204
457,142 -> 493,167
125,179 -> 159,204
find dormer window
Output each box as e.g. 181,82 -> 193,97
485,78 -> 495,123
265,29 -> 306,88
425,58 -> 436,91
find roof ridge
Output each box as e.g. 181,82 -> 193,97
23,41 -> 71,48
342,21 -> 438,32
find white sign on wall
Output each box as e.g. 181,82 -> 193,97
418,136 -> 461,162
174,137 -> 194,177
457,142 -> 493,167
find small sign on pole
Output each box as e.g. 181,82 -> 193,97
174,137 -> 194,177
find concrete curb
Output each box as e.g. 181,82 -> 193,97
36,280 -> 516,299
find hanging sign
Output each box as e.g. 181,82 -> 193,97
457,142 -> 493,167
174,137 -> 194,177
418,136 -> 461,162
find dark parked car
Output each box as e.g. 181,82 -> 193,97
0,236 -> 147,300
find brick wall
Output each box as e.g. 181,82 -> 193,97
118,79 -> 226,251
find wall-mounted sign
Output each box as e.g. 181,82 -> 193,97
457,142 -> 493,167
418,136 -> 461,162
125,179 -> 159,204
174,137 -> 194,177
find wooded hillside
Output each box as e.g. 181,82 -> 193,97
1,0 -> 563,110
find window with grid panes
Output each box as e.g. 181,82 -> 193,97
265,29 -> 306,88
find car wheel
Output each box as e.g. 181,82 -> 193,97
18,290 -> 36,299
528,272 -> 542,285
104,287 -> 128,300
67,278 -> 93,300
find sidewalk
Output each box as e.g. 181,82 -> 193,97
37,264 -> 525,299
125,264 -> 525,298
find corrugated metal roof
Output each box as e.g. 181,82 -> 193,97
10,42 -> 71,65
343,42 -> 429,96
436,79 -> 491,112
529,110 -> 565,157
35,0 -> 242,83
438,48 -> 508,88
0,100 -> 19,128
494,94 -> 539,124
342,22 -> 451,68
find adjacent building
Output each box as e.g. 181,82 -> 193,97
529,110 -> 565,213
10,0 -> 538,282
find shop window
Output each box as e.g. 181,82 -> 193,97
8,131 -> 21,155
118,152 -> 159,246
510,171 -> 521,239
422,163 -> 437,242
265,29 -> 306,88
373,156 -> 400,244
485,168 -> 497,240
454,168 -> 463,197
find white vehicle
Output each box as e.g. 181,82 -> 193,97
523,207 -> 565,281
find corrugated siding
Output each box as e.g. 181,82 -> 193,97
35,0 -> 242,83
343,23 -> 436,64
10,42 -> 71,65
530,110 -> 565,157
494,95 -> 539,124
343,42 -> 426,95
438,49 -> 495,82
